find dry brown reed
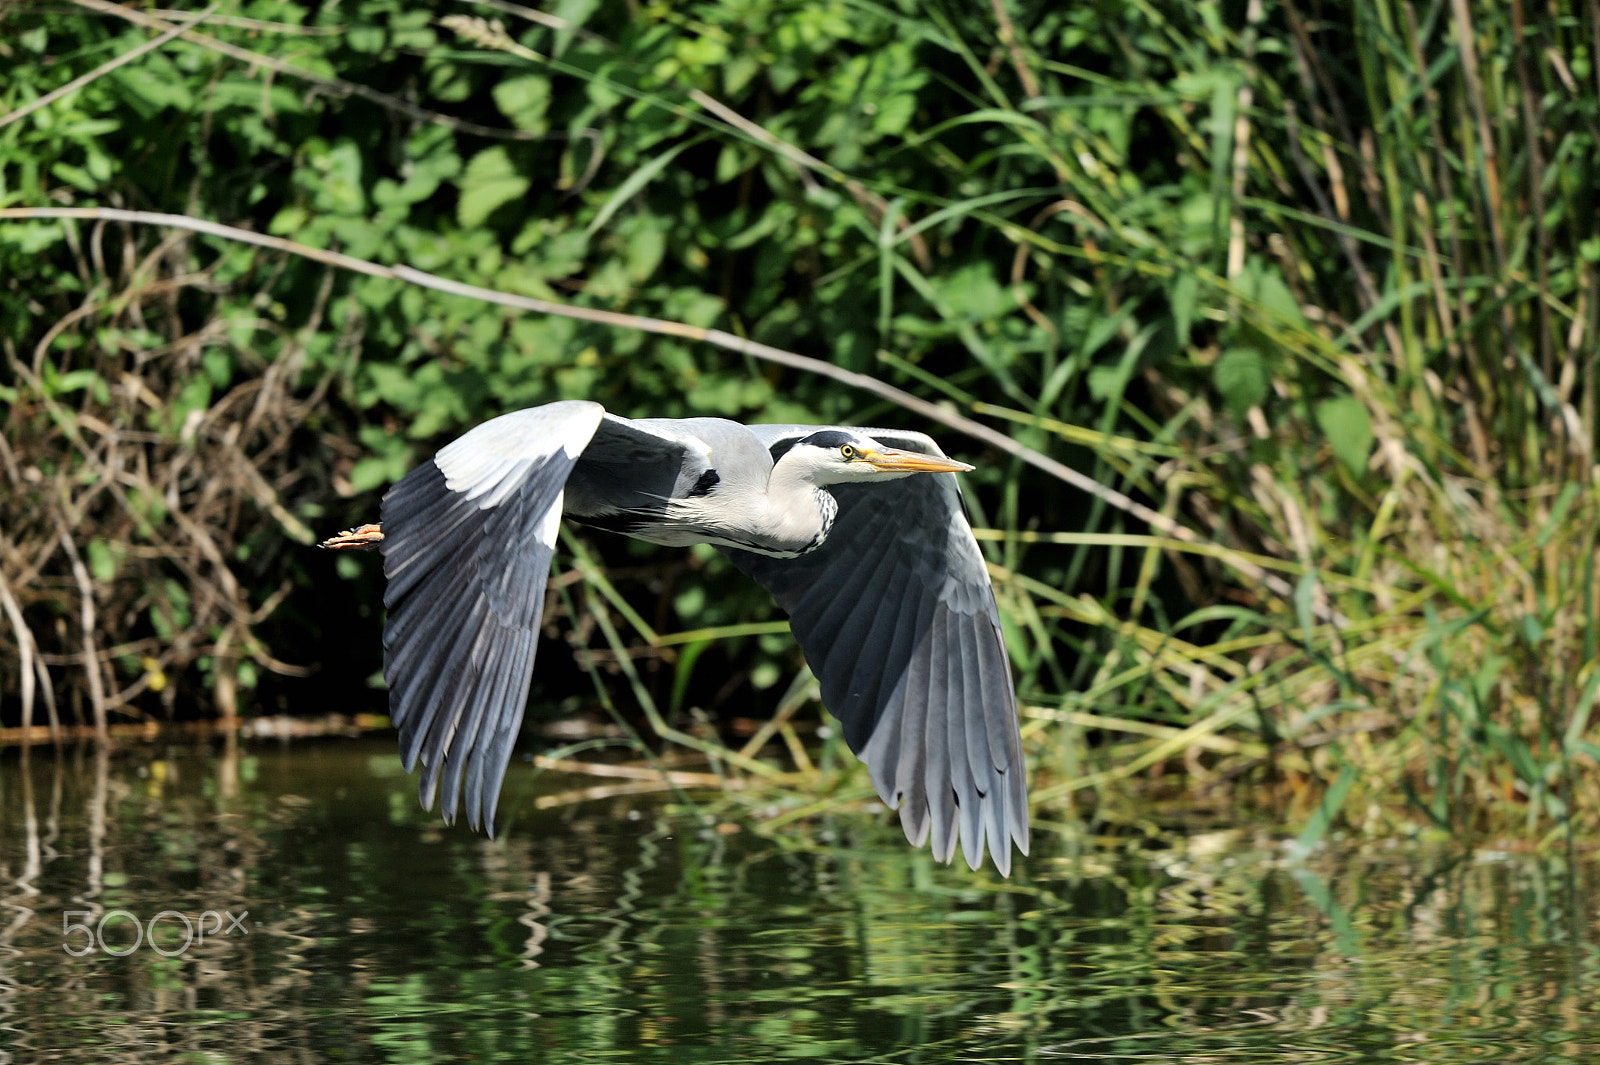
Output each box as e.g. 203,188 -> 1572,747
1,218 -> 351,736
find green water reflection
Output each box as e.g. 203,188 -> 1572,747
1,738 -> 1596,1062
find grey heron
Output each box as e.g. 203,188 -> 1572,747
322,400 -> 1028,874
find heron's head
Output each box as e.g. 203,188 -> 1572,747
784,430 -> 973,486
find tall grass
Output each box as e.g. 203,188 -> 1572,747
949,0 -> 1600,841
3,0 -> 1598,846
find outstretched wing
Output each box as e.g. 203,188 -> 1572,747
724,426 -> 1028,875
380,400 -> 605,833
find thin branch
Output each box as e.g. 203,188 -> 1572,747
988,0 -> 1041,98
55,524 -> 108,743
0,567 -> 48,737
148,9 -> 343,35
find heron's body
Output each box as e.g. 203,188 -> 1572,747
327,400 -> 1029,874
559,415 -> 839,556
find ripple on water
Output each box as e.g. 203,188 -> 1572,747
0,738 -> 1596,1063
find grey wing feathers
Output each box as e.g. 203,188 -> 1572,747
380,400 -> 605,834
723,429 -> 1028,875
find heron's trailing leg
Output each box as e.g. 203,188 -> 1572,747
319,523 -> 385,550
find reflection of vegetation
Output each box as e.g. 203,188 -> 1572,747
2,744 -> 1599,1061
3,1 -> 1600,844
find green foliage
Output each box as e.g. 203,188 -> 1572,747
3,0 -> 1600,845
1314,394 -> 1372,475
1213,348 -> 1268,416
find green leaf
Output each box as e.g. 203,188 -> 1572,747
936,262 -> 1008,320
50,162 -> 97,193
1170,272 -> 1199,341
2,223 -> 66,254
722,54 -> 761,96
1536,483 -> 1581,549
311,141 -> 366,215
624,223 -> 666,281
1240,261 -> 1306,329
202,350 -> 233,388
1295,572 -> 1317,645
873,94 -> 917,136
1315,395 -> 1373,475
87,540 -> 117,583
458,147 -> 530,229
1291,764 -> 1357,859
492,75 -> 551,133
346,25 -> 385,53
268,206 -> 309,236
714,144 -> 747,184
378,148 -> 461,209
170,377 -> 213,439
53,369 -> 101,396
109,66 -> 193,117
389,10 -> 436,49
551,0 -> 600,56
1213,347 -> 1267,416
1563,669 -> 1600,754
585,136 -> 703,237
750,660 -> 781,690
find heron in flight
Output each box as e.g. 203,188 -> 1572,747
323,400 -> 1028,874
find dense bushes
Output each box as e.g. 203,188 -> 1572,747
3,0 -> 1599,839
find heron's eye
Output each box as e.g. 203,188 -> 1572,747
840,444 -> 856,459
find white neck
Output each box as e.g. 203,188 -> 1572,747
750,458 -> 836,557
638,452 -> 836,557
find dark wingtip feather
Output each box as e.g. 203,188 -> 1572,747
732,456 -> 1030,876
990,825 -> 1013,877
378,404 -> 600,840
418,771 -> 440,817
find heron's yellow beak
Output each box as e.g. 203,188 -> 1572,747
862,447 -> 974,474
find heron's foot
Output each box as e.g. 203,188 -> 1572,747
319,522 -> 385,550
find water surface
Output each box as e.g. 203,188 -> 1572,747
1,737 -> 1595,1062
